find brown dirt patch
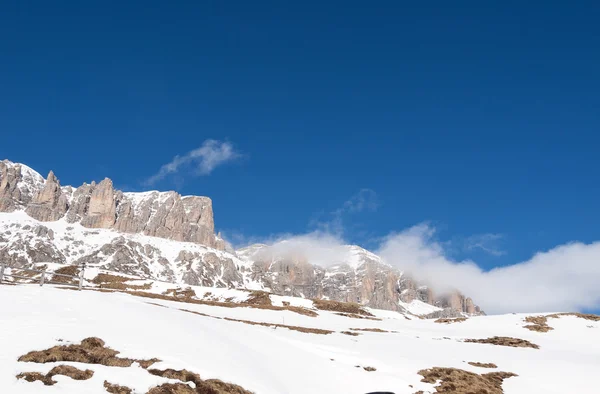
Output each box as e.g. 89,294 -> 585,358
434,317 -> 467,324
92,273 -> 131,284
559,312 -> 600,321
524,312 -> 600,333
104,380 -> 133,394
523,312 -> 600,332
313,299 -> 374,316
176,308 -> 332,335
122,290 -> 317,317
164,287 -> 197,298
91,273 -> 152,290
350,327 -> 389,333
18,337 -> 160,368
17,365 -> 94,386
465,336 -> 539,349
222,316 -> 333,335
523,315 -> 553,332
51,265 -> 80,284
468,362 -> 498,368
148,383 -> 196,394
148,368 -> 253,394
335,312 -> 382,321
417,367 -> 517,394
16,372 -> 54,386
341,331 -> 360,336
244,291 -> 272,306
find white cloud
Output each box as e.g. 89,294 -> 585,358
239,222 -> 600,314
464,233 -> 505,256
254,231 -> 350,268
145,140 -> 240,185
377,224 -> 600,314
311,188 -> 379,236
336,188 -> 379,214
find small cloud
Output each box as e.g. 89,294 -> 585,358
312,189 -> 379,236
144,139 -> 240,186
464,233 -> 506,256
336,188 -> 379,214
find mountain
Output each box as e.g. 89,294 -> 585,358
0,160 -> 481,316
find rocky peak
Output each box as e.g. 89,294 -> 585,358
0,160 -> 45,211
0,160 -> 224,250
25,170 -> 69,221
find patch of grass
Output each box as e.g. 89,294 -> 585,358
524,312 -> 600,333
334,312 -> 381,321
222,316 -> 334,335
523,315 -> 553,332
92,273 -> 152,290
341,331 -> 360,336
16,372 -> 54,386
417,367 -> 517,394
147,383 -> 196,393
558,312 -> 600,321
104,381 -> 133,394
350,327 -> 389,333
92,273 -> 131,284
465,336 -> 539,349
244,291 -> 272,306
434,317 -> 467,324
18,337 -> 160,368
51,265 -> 80,284
468,362 -> 498,368
313,299 -> 374,316
148,368 -> 254,394
122,290 -> 317,317
163,287 -> 197,298
176,307 -> 333,335
16,365 -> 94,386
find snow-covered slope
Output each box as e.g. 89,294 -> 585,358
0,210 -> 254,289
1,285 -> 598,393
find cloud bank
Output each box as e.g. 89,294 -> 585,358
145,139 -> 240,185
241,223 -> 600,314
378,224 -> 600,314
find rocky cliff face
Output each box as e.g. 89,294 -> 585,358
238,244 -> 481,316
0,159 -> 482,316
0,160 -> 223,249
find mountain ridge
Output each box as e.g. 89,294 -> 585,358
0,159 -> 482,316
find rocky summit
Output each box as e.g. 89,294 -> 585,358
0,159 -> 482,316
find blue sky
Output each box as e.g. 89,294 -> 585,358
1,1 -> 600,311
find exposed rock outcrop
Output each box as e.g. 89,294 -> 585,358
0,160 -> 44,212
26,171 -> 69,221
240,244 -> 483,315
0,160 -> 223,250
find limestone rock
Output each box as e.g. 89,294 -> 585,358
0,160 -> 223,249
25,171 -> 69,221
0,160 -> 45,212
80,178 -> 117,228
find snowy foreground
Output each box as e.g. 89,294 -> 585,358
1,285 -> 599,394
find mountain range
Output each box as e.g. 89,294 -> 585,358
0,159 -> 481,317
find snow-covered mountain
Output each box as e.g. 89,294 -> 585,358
0,160 -> 481,316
